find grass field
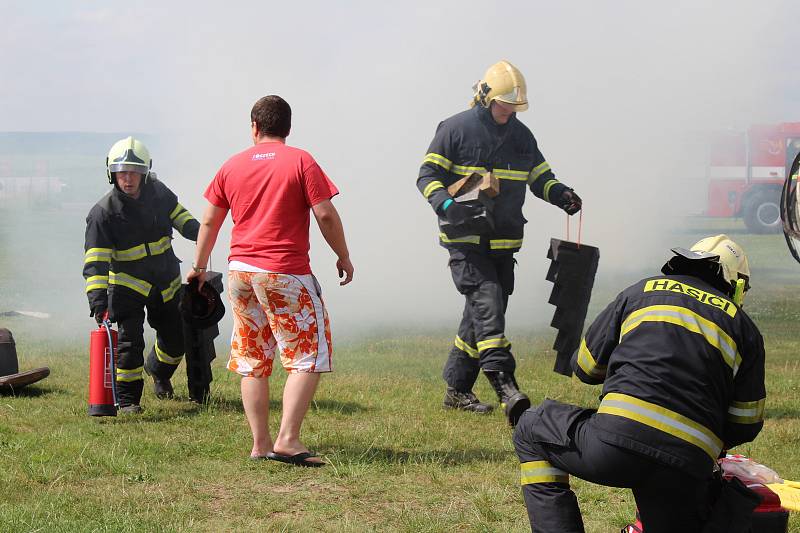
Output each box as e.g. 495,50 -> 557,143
1,213 -> 799,532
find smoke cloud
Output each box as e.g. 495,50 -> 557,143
1,1 -> 798,340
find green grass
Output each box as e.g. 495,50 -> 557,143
1,214 -> 799,532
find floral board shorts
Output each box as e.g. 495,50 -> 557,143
226,271 -> 333,378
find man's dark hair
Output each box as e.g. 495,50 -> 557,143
251,95 -> 292,138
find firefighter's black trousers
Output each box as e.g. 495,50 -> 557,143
444,250 -> 516,391
109,288 -> 185,406
513,400 -> 711,533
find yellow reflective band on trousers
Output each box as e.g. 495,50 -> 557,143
160,276 -> 182,303
620,305 -> 741,376
423,153 -> 453,171
155,341 -> 183,366
116,366 -> 144,382
576,338 -> 606,380
598,392 -> 723,460
454,336 -> 479,358
489,239 -> 523,250
727,398 -> 766,424
493,168 -> 529,181
542,179 -> 560,202
520,460 -> 569,485
477,336 -> 510,353
439,233 -> 481,245
423,181 -> 445,198
109,271 -> 152,297
528,161 -> 552,183
85,275 -> 109,292
84,247 -> 112,263
643,279 -> 737,318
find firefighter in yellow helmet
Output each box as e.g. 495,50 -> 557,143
513,235 -> 765,532
416,60 -> 583,426
83,137 -> 200,413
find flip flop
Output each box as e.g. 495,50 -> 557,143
249,455 -> 270,461
266,451 -> 325,468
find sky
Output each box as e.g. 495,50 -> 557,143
1,0 -> 799,337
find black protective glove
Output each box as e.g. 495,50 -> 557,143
91,305 -> 107,325
559,189 -> 582,215
444,201 -> 481,226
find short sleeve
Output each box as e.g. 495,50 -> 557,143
204,167 -> 230,209
301,155 -> 339,207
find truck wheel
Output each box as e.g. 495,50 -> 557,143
742,190 -> 781,234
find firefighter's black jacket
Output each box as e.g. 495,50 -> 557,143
83,178 -> 199,312
417,105 -> 570,254
572,274 -> 766,476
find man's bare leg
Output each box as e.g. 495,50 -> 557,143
273,372 -> 322,463
241,376 -> 272,457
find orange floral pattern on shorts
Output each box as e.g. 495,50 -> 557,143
226,271 -> 332,378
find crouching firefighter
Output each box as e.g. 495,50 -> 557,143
513,235 -> 766,533
83,137 -> 200,413
417,59 -> 583,426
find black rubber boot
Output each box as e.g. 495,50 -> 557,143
144,359 -> 174,399
443,387 -> 494,414
116,380 -> 144,410
188,384 -> 210,404
153,378 -> 174,399
484,371 -> 530,427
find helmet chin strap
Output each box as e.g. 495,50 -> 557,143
733,279 -> 746,306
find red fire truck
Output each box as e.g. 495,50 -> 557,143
706,123 -> 800,233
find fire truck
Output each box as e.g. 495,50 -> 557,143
706,123 -> 800,233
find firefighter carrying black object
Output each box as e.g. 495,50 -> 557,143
83,137 -> 199,413
513,235 -> 766,533
417,60 -> 582,426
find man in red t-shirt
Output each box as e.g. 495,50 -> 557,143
189,95 -> 354,467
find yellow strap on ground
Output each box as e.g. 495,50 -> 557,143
766,483 -> 800,511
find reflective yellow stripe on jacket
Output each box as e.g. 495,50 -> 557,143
542,179 -> 560,202
528,161 -> 551,184
576,337 -> 606,380
423,181 -> 444,198
85,275 -> 109,292
84,247 -> 112,264
727,398 -> 766,424
439,233 -> 480,245
489,239 -> 523,250
423,153 -> 453,171
109,271 -> 152,297
598,392 -> 723,460
113,237 -> 172,262
160,275 -> 182,303
493,168 -> 529,181
170,203 -> 195,232
520,460 -> 569,485
620,305 -> 742,376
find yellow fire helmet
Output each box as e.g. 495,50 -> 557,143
671,234 -> 751,305
106,136 -> 152,184
471,60 -> 529,111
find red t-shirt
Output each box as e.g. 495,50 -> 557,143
204,142 -> 339,274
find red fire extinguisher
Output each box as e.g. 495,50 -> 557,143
88,318 -> 118,416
